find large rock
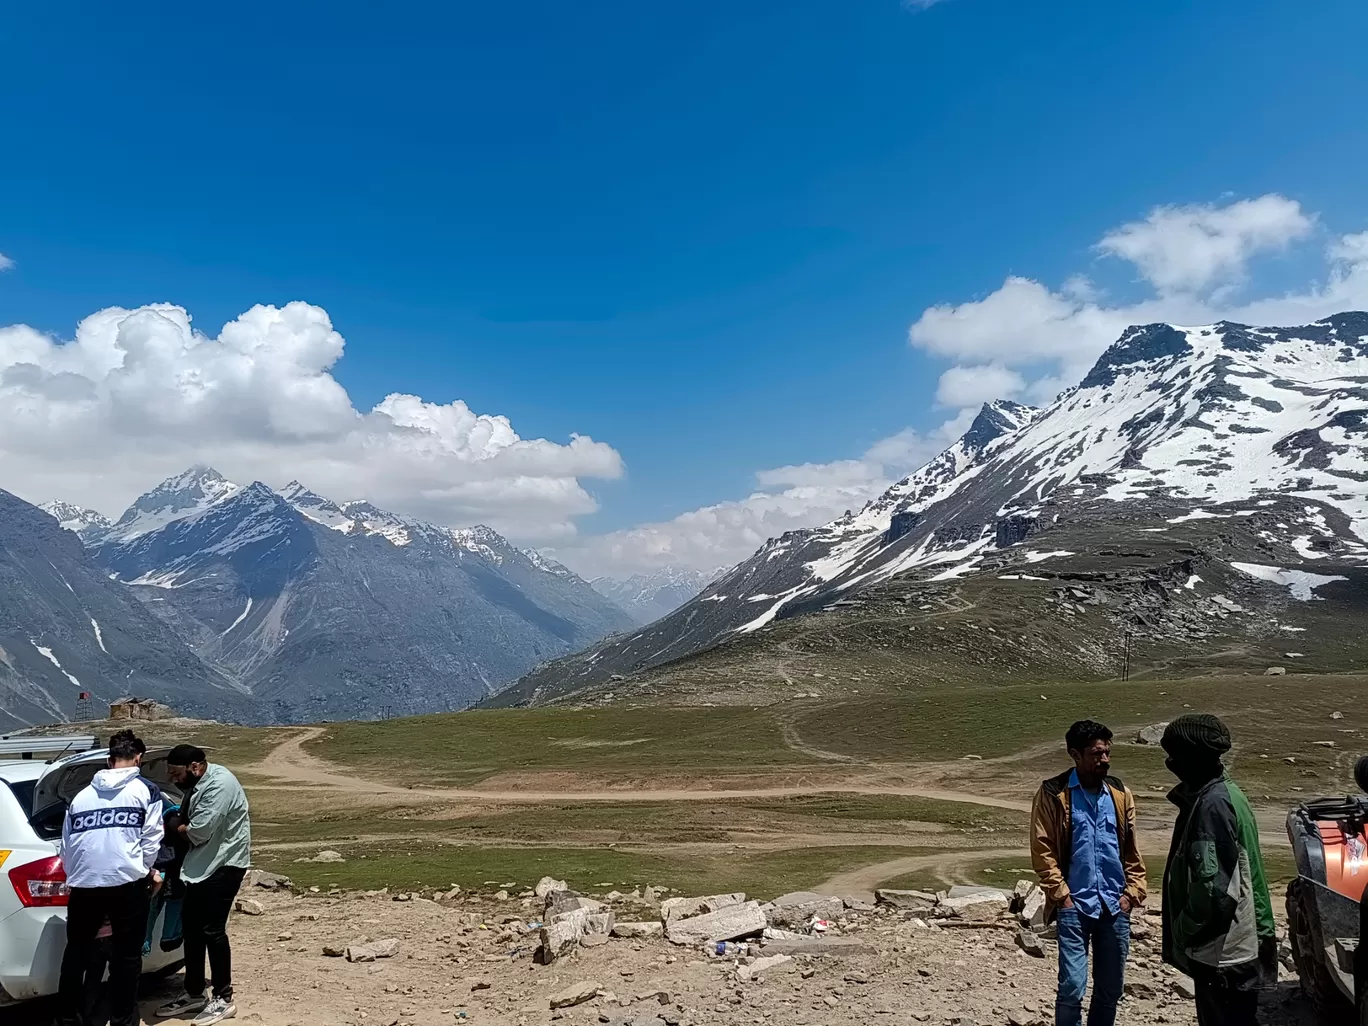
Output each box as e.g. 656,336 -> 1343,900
665,901 -> 767,946
761,891 -> 846,929
937,891 -> 1010,921
345,938 -> 400,962
737,954 -> 792,981
611,922 -> 663,939
546,890 -> 604,919
1135,723 -> 1168,745
1019,884 -> 1047,929
538,921 -> 581,962
659,892 -> 746,926
874,888 -> 938,912
1015,927 -> 1046,958
246,870 -> 293,891
548,981 -> 600,1009
535,876 -> 568,898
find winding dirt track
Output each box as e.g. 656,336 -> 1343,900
812,846 -> 1028,899
250,727 -> 1031,810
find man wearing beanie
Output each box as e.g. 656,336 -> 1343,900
1160,714 -> 1275,1026
155,745 -> 251,1025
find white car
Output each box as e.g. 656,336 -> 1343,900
0,746 -> 184,1007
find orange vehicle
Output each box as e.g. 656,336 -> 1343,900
1286,756 -> 1368,1020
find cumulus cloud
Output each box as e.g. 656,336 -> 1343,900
0,302 -> 622,538
1096,194 -> 1314,295
0,253 -> 14,271
935,363 -> 1025,408
910,194 -> 1368,410
553,426 -> 950,577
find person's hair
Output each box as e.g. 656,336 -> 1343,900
1065,720 -> 1113,754
167,744 -> 207,767
108,729 -> 145,762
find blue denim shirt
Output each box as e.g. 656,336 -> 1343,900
1067,769 -> 1126,918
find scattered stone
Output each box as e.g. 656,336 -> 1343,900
1135,722 -> 1168,745
494,890 -> 510,901
234,898 -> 265,916
936,892 -> 1010,921
276,931 -> 293,942
310,850 -> 346,863
247,870 -> 293,891
1171,976 -> 1197,999
548,980 -> 600,1009
321,943 -> 347,957
1264,666 -> 1286,676
1332,711 -> 1345,720
1018,885 -> 1046,929
1015,928 -> 1045,958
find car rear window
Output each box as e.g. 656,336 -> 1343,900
5,779 -> 36,814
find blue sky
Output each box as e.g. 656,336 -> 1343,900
1,0 -> 1366,574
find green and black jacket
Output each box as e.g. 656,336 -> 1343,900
1161,773 -> 1274,974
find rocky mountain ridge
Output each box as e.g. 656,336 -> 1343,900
589,566 -> 722,625
492,313 -> 1368,707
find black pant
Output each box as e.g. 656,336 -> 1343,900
1192,962 -> 1261,1026
182,866 -> 246,1001
58,880 -> 149,1026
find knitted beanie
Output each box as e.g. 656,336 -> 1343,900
1160,713 -> 1232,758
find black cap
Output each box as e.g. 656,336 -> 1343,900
167,744 -> 207,766
1160,714 -> 1232,758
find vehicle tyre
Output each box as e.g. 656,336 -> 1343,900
1288,877 -> 1352,1018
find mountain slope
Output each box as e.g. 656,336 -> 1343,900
589,567 -> 720,625
492,314 -> 1368,707
0,490 -> 253,729
38,501 -> 113,546
82,471 -> 634,721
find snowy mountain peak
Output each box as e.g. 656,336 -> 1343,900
107,466 -> 242,542
590,566 -> 721,625
40,501 -> 113,544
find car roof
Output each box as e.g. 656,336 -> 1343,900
0,760 -> 50,783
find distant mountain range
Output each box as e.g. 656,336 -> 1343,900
589,567 -> 721,625
491,312 -> 1368,707
2,468 -> 634,727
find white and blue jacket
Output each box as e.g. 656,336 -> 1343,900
60,766 -> 164,889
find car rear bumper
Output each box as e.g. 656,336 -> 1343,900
0,905 -> 184,1004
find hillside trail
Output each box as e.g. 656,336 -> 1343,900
249,727 -> 1030,810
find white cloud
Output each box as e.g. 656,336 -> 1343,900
935,363 -> 1025,408
1096,194 -> 1314,294
0,253 -> 14,272
910,194 -> 1368,407
0,301 -> 622,539
554,426 -> 948,577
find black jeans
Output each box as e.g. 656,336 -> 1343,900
1192,962 -> 1261,1026
58,880 -> 149,1026
182,866 -> 246,1001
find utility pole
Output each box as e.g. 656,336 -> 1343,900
1122,631 -> 1132,682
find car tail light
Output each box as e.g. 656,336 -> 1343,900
9,855 -> 69,907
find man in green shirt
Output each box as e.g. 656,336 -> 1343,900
155,745 -> 251,1026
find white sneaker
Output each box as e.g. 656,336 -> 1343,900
155,991 -> 209,1018
191,997 -> 237,1025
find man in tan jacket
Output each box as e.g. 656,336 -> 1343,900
1030,720 -> 1147,1026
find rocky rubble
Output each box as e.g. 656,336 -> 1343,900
100,873 -> 1319,1026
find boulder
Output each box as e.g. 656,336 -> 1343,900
737,954 -> 793,981
1265,666 -> 1287,676
311,850 -> 346,863
761,891 -> 846,929
234,898 -> 264,916
1019,885 -> 1047,929
665,901 -> 767,946
534,876 -> 568,898
937,892 -> 1010,921
247,870 -> 293,891
611,922 -> 663,939
548,981 -> 600,1009
1135,723 -> 1168,746
546,891 -> 604,919
659,892 -> 745,926
874,888 -> 938,912
538,921 -> 581,963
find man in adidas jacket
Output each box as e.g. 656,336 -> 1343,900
57,728 -> 164,1026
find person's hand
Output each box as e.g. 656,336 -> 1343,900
149,869 -> 164,895
1119,895 -> 1133,914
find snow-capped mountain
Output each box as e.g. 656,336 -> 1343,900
590,566 -> 723,625
39,501 -> 114,545
0,489 -> 252,730
493,313 -> 1368,706
33,469 -> 635,722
